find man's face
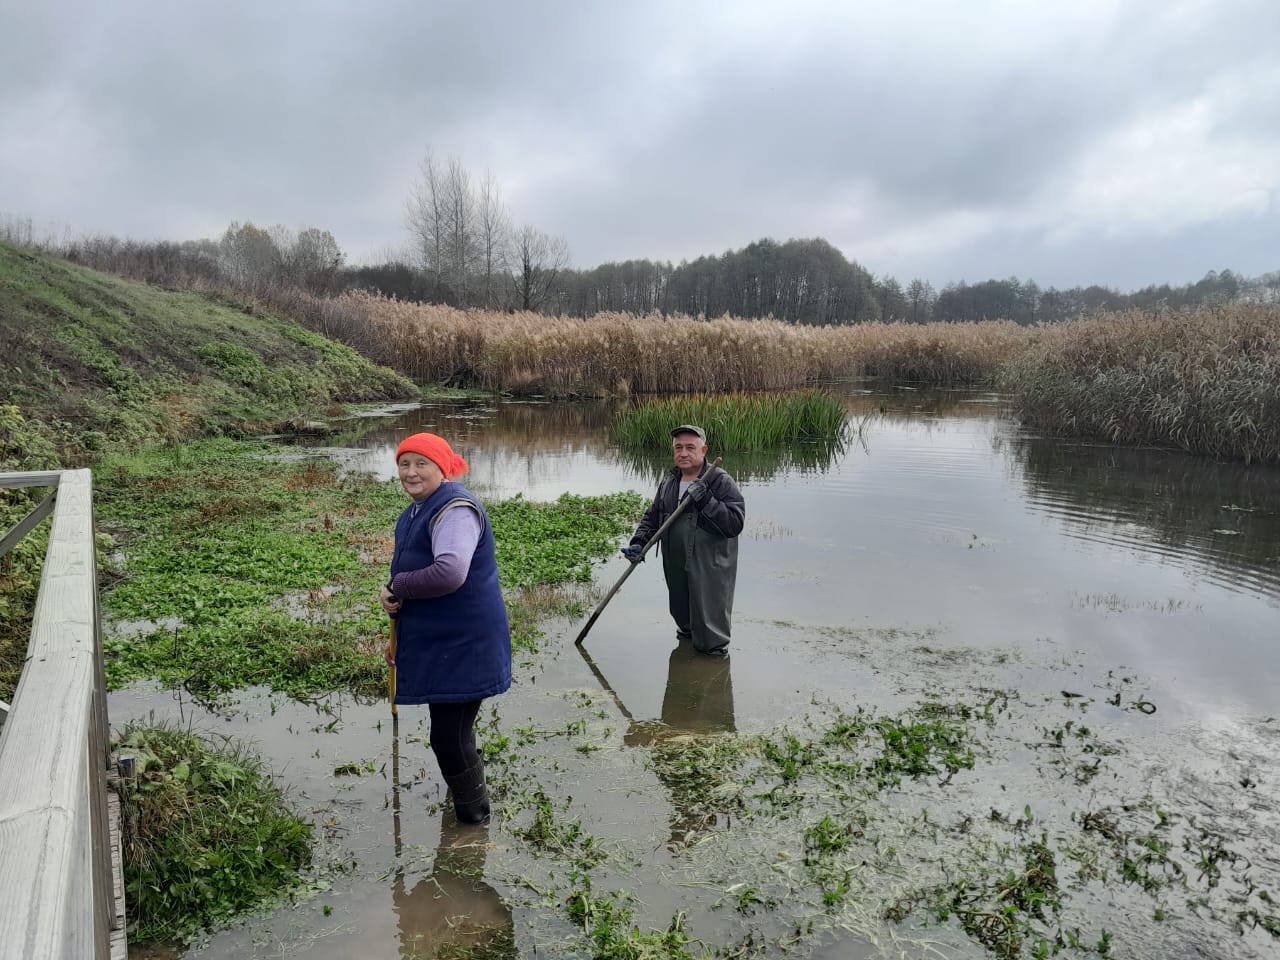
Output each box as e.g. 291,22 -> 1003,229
672,433 -> 707,473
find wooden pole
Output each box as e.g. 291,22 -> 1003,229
388,618 -> 398,717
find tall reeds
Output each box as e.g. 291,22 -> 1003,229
610,391 -> 849,450
999,305 -> 1280,463
336,290 -> 1031,394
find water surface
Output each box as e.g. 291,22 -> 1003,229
121,388 -> 1280,959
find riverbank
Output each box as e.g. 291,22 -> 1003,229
0,240 -> 419,700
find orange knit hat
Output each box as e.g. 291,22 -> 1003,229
394,432 -> 469,479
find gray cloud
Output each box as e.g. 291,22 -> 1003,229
2,0 -> 1277,289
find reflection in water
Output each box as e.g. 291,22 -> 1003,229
326,394 -> 855,484
390,725 -> 514,959
1010,432 -> 1280,597
613,640 -> 737,847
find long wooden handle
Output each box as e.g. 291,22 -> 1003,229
388,618 -> 398,716
574,457 -> 721,647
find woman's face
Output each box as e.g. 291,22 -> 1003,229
398,453 -> 444,501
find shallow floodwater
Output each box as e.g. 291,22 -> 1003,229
118,388 -> 1280,959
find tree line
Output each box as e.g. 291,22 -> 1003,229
4,150 -> 1277,325
354,231 -> 1276,326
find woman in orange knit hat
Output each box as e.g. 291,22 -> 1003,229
380,432 -> 511,823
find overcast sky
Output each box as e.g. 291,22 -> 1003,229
2,0 -> 1277,290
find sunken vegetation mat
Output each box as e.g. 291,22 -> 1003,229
474,675 -> 1278,960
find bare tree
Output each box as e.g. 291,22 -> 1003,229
406,150 -> 448,294
441,159 -> 479,305
510,224 -> 570,312
906,278 -> 936,323
475,170 -> 509,308
287,227 -> 345,294
219,221 -> 282,291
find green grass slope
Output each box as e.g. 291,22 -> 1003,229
0,240 -> 416,471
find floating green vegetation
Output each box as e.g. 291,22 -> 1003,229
490,491 -> 645,590
610,390 -> 849,451
928,836 -> 1068,960
99,439 -> 644,700
509,784 -> 607,867
475,657 -> 1278,960
117,722 -> 312,943
566,883 -> 701,960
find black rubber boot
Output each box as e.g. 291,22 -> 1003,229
443,760 -> 491,824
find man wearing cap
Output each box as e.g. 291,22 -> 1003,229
622,425 -> 745,657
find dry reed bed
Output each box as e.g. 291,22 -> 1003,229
330,291 -> 1032,393
999,305 -> 1280,463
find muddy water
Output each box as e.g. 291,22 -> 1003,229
118,389 -> 1280,959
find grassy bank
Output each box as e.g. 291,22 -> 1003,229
0,241 -> 419,702
0,241 -> 415,468
1000,305 -> 1280,464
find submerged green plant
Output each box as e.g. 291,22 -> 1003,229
566,882 -> 703,960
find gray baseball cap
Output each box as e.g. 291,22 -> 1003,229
670,424 -> 706,441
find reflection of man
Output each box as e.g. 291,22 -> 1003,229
624,639 -> 736,848
393,811 -> 515,959
623,425 -> 745,657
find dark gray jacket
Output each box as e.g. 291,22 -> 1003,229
630,461 -> 745,548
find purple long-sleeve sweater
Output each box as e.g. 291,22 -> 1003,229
390,505 -> 481,599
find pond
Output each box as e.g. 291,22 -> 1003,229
118,387 -> 1280,959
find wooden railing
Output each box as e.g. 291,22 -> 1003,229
0,470 -> 125,959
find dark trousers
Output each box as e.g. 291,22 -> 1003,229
428,700 -> 483,776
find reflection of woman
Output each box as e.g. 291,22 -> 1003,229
380,433 -> 511,823
393,813 -> 515,959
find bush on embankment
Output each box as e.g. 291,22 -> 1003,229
999,305 -> 1280,464
328,290 -> 1034,394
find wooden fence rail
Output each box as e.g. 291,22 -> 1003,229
0,470 -> 125,959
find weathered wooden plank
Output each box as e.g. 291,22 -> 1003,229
27,473 -> 95,660
0,657 -> 100,959
107,786 -> 127,960
0,472 -> 62,490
